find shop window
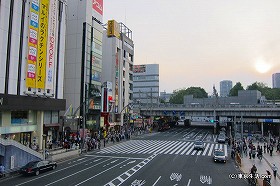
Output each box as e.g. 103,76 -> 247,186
11,111 -> 28,125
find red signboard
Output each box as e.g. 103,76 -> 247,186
92,0 -> 103,15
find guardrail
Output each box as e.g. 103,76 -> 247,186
0,138 -> 43,159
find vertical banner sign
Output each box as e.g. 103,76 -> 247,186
45,0 -> 57,91
92,0 -> 103,15
36,0 -> 49,89
115,52 -> 119,113
26,0 -> 40,88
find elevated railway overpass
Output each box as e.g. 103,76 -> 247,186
135,104 -> 280,136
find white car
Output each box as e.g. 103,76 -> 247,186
213,149 -> 227,163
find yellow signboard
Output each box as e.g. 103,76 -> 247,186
107,20 -> 120,38
36,0 -> 49,89
26,0 -> 40,88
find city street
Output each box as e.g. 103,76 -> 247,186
0,127 -> 249,186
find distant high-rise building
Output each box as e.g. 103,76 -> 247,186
220,80 -> 232,97
272,73 -> 280,88
133,64 -> 159,106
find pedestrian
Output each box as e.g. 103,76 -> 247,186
270,144 -> 274,156
249,148 -> 252,159
103,138 -> 106,147
272,164 -> 278,178
264,142 -> 266,153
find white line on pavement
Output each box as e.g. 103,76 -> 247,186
152,176 -> 161,186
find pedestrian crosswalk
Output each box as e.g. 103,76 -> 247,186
97,140 -> 228,157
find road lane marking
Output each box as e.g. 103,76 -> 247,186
15,157 -> 108,186
202,143 -> 210,156
207,144 -> 214,156
181,142 -> 193,155
152,176 -> 161,186
175,142 -> 190,154
45,158 -> 117,186
104,154 -> 158,186
187,179 -> 191,186
201,132 -> 209,141
74,159 -> 129,186
85,155 -> 145,160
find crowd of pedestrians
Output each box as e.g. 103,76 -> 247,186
229,134 -> 280,185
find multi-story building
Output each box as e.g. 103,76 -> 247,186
220,80 -> 232,97
160,91 -> 172,103
133,64 -> 159,107
102,21 -> 134,129
65,0 -> 104,136
0,0 -> 67,169
272,73 -> 280,88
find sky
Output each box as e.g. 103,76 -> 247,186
103,0 -> 280,95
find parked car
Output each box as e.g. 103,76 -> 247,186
193,140 -> 205,151
20,160 -> 57,176
213,149 -> 227,163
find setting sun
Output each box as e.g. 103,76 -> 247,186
254,59 -> 272,73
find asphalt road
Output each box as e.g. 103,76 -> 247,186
0,126 -> 249,186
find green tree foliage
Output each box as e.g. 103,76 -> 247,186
246,82 -> 280,100
229,82 -> 244,96
169,87 -> 208,104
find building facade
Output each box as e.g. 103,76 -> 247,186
160,91 -> 172,103
133,64 -> 159,107
0,0 -> 67,145
220,80 -> 232,97
184,90 -> 265,105
64,0 -> 104,137
102,21 -> 134,129
272,73 -> 280,88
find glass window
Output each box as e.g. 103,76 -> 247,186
11,111 -> 28,125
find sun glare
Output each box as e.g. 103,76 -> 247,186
254,59 -> 271,74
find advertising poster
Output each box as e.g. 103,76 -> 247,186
45,0 -> 57,91
36,0 -> 49,89
92,0 -> 103,15
26,0 -> 40,88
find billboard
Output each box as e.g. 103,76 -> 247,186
36,0 -> 49,89
107,20 -> 120,38
133,65 -> 146,73
92,0 -> 103,15
26,0 -> 40,88
45,0 -> 57,91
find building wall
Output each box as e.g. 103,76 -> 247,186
133,64 -> 159,105
184,90 -> 262,105
65,0 -> 103,132
102,22 -> 134,126
220,80 -> 232,97
0,0 -> 67,153
272,73 -> 280,88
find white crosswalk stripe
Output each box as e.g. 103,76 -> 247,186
97,140 -> 228,157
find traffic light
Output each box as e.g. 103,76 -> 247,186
210,119 -> 214,123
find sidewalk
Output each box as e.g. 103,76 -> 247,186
239,142 -> 280,186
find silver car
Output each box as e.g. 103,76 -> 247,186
213,149 -> 227,163
193,140 -> 204,150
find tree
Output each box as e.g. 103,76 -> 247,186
169,87 -> 208,104
229,82 -> 244,96
246,82 -> 280,100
